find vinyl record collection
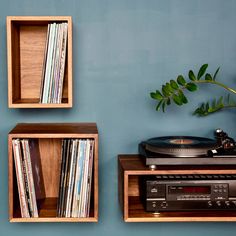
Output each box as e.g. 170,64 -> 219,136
57,139 -> 94,218
12,139 -> 39,218
40,22 -> 68,104
12,138 -> 94,218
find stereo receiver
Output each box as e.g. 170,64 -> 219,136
144,174 -> 236,212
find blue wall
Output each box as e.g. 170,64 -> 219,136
1,0 -> 236,235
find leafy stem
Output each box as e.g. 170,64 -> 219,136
193,99 -> 236,116
150,64 -> 236,116
195,80 -> 236,94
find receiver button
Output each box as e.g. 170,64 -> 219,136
225,201 -> 230,207
151,187 -> 158,193
161,202 -> 168,208
208,201 -> 212,207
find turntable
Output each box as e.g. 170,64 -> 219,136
139,130 -> 236,169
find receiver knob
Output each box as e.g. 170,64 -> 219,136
152,202 -> 156,208
225,201 -> 230,207
216,201 -> 221,207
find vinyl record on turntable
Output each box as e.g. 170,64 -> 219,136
139,133 -> 236,167
144,136 -> 218,157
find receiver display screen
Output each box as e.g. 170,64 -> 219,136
168,186 -> 211,194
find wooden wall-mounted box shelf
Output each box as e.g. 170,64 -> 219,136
118,155 -> 236,222
7,16 -> 73,108
8,123 -> 98,222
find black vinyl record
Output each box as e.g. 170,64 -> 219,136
144,136 -> 218,157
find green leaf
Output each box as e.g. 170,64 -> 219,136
188,70 -> 196,81
166,97 -> 171,105
197,64 -> 208,80
200,103 -> 205,110
150,92 -> 158,100
165,82 -> 173,93
177,75 -> 186,86
186,82 -> 198,92
162,102 -> 166,112
193,103 -> 208,116
156,90 -> 163,99
162,85 -> 169,97
193,108 -> 201,115
205,73 -> 213,81
170,80 -> 179,90
217,96 -> 224,107
193,106 -> 206,116
213,67 -> 220,81
172,94 -> 183,106
150,90 -> 163,100
212,98 -> 216,109
156,100 -> 163,111
228,94 -> 236,106
178,90 -> 188,104
208,107 -> 214,113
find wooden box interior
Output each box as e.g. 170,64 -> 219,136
12,138 -> 94,218
10,20 -> 68,104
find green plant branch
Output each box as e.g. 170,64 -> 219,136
150,64 -> 236,116
195,80 -> 236,94
194,101 -> 236,116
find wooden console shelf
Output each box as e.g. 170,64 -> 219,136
118,155 -> 236,222
9,123 -> 98,222
7,16 -> 73,108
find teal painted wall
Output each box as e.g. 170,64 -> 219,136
1,0 -> 236,235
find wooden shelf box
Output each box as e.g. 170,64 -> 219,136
7,16 -> 73,108
118,155 -> 236,222
9,123 -> 98,222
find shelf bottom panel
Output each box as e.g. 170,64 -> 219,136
10,217 -> 98,223
11,98 -> 70,108
12,197 -> 96,222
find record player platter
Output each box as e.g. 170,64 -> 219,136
144,136 -> 218,157
139,135 -> 236,168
